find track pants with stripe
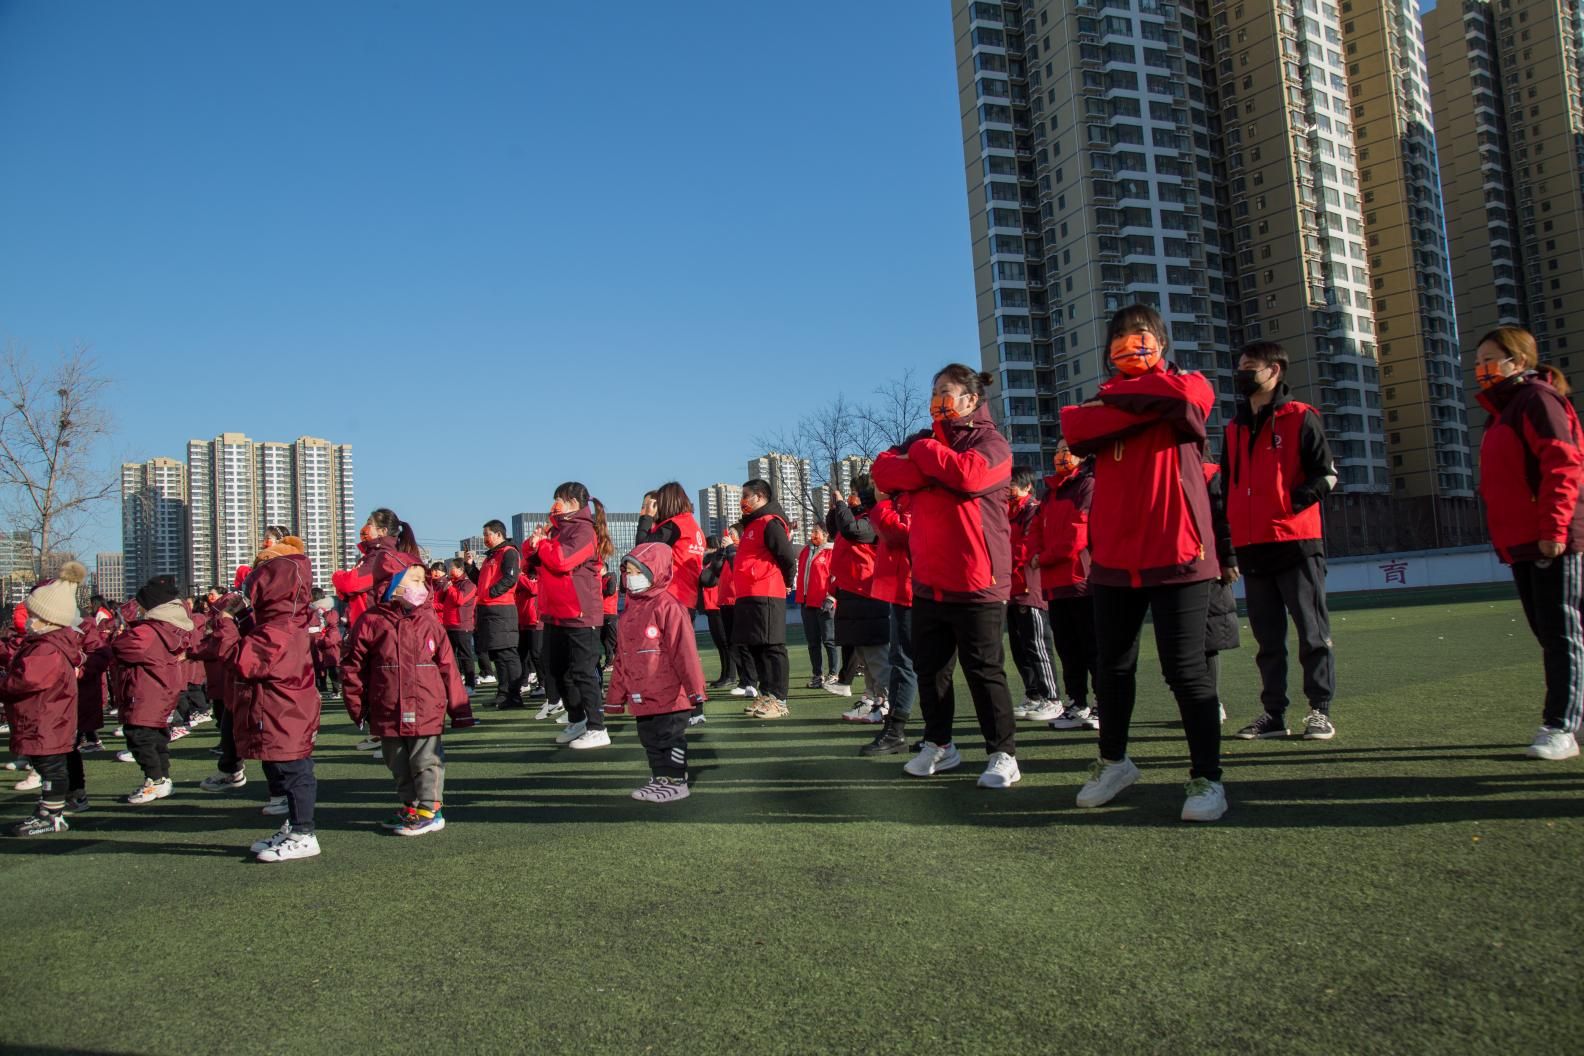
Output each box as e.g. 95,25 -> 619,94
1512,553 -> 1584,734
636,711 -> 689,779
1008,602 -> 1059,702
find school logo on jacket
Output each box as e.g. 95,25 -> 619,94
645,625 -> 660,640
1272,433 -> 1283,448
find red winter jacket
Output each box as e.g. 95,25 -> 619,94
1478,371 -> 1584,563
342,598 -> 467,737
715,549 -> 739,606
533,506 -> 604,628
78,613 -> 113,734
870,498 -> 914,607
1008,492 -> 1045,609
110,605 -> 194,728
333,536 -> 419,628
734,501 -> 796,600
310,603 -> 341,666
189,605 -> 236,716
794,544 -> 834,607
441,576 -> 477,631
216,552 -> 319,761
602,568 -> 620,617
515,571 -> 540,629
1059,365 -> 1219,588
1037,467 -> 1094,599
604,543 -> 706,717
2,627 -> 84,757
828,501 -> 879,597
1223,390 -> 1333,555
870,404 -> 1013,603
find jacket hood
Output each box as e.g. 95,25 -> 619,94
248,551 -> 314,624
29,625 -> 83,660
742,498 -> 789,526
1477,369 -> 1546,414
137,612 -> 193,649
623,542 -> 674,595
553,505 -> 595,528
144,599 -> 195,632
1233,381 -> 1299,427
933,402 -> 998,443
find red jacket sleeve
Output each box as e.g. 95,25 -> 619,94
331,566 -> 374,600
1522,391 -> 1584,543
871,500 -> 911,548
871,448 -> 930,494
535,534 -> 595,574
905,435 -> 1011,497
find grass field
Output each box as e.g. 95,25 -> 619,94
3,590 -> 1582,1055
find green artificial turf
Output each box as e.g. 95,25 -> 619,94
2,594 -> 1581,1055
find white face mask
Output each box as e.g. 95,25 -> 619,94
625,572 -> 652,594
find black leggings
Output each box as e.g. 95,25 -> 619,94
913,599 -> 1016,755
1047,595 -> 1098,709
706,609 -> 735,682
546,624 -> 603,730
32,750 -> 85,805
1091,580 -> 1221,781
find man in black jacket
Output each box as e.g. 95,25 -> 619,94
466,520 -> 523,709
734,480 -> 799,717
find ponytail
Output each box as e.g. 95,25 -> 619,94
368,507 -> 421,558
590,497 -> 614,560
933,363 -> 994,397
1541,364 -> 1573,397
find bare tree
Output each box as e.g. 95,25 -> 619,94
861,367 -> 931,450
0,345 -> 116,572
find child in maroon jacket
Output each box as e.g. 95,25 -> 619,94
112,577 -> 195,805
605,543 -> 706,803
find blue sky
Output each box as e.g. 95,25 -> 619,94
0,1 -> 978,562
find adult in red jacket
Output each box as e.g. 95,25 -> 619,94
1006,465 -> 1061,724
636,482 -> 707,614
795,524 -> 837,687
732,481 -> 798,716
2,570 -> 88,834
1475,327 -> 1584,761
529,483 -> 614,746
1036,448 -> 1098,728
466,520 -> 523,709
870,365 -> 1017,788
440,559 -> 480,689
343,564 -> 468,832
331,509 -> 421,630
112,577 -> 195,802
1059,305 -> 1225,822
605,542 -> 707,799
1223,341 -> 1338,743
211,537 -> 322,859
698,534 -> 741,690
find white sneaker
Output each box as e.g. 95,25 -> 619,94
1181,778 -> 1228,822
1050,705 -> 1094,730
534,699 -> 563,721
977,751 -> 1022,789
568,727 -> 611,750
13,769 -> 41,792
631,776 -> 690,803
555,719 -> 588,745
354,736 -> 381,752
1012,698 -> 1037,719
1218,703 -> 1227,723
1527,726 -> 1581,761
859,700 -> 890,724
841,700 -> 874,722
823,681 -> 854,698
476,675 -> 497,686
124,777 -> 173,805
262,795 -> 290,816
114,750 -> 135,763
730,685 -> 750,697
555,706 -> 571,724
257,830 -> 320,862
199,769 -> 247,792
1075,757 -> 1140,808
687,712 -> 708,727
250,822 -> 292,853
1025,700 -> 1064,722
903,742 -> 962,777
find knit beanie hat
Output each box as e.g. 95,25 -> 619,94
26,561 -> 86,629
136,576 -> 180,612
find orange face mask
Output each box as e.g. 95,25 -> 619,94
930,392 -> 965,422
550,499 -> 567,517
1476,359 -> 1514,390
1052,450 -> 1079,477
1109,333 -> 1163,376
359,524 -> 375,543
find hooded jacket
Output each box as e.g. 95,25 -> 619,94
870,497 -> 914,607
342,595 -> 467,737
77,611 -> 114,733
604,543 -> 706,717
1478,370 -> 1584,563
2,626 -> 85,757
213,551 -> 319,761
1059,364 -> 1219,588
332,535 -> 419,628
533,505 -> 604,628
827,500 -> 879,597
1036,465 -> 1093,599
870,404 -> 1013,603
440,576 -> 477,632
110,600 -> 195,728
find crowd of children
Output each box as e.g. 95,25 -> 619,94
4,308 -> 1580,857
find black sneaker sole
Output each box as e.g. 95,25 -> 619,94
1235,730 -> 1290,740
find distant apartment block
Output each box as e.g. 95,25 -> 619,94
121,457 -> 189,597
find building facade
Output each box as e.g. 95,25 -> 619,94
94,552 -> 124,602
697,483 -> 743,539
748,453 -> 815,544
121,457 -> 190,597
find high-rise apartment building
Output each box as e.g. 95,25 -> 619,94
1428,0 -> 1584,428
830,455 -> 874,497
0,530 -> 36,606
748,453 -> 814,544
697,483 -> 743,539
94,552 -> 124,601
121,457 -> 189,597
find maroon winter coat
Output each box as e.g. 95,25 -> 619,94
214,552 -> 319,761
77,615 -> 113,734
341,599 -> 467,737
110,608 -> 193,728
604,543 -> 706,717
189,608 -> 236,715
1,627 -> 85,757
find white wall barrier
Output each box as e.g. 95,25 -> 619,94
1231,544 -> 1510,598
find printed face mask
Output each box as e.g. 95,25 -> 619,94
930,392 -> 965,422
550,499 -> 568,517
397,584 -> 429,608
1476,359 -> 1514,390
625,572 -> 651,594
1108,333 -> 1163,376
360,524 -> 376,543
1051,450 -> 1079,477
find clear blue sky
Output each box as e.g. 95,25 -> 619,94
0,0 -> 978,562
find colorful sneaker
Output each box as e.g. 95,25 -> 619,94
1024,700 -> 1064,723
381,806 -> 417,830
262,795 -> 290,816
1301,709 -> 1336,741
822,681 -> 854,698
63,793 -> 90,814
977,751 -> 1022,789
903,742 -> 962,777
199,769 -> 247,793
13,769 -> 41,792
1075,757 -> 1141,808
568,727 -> 612,750
1050,705 -> 1094,730
11,809 -> 68,836
1527,726 -> 1581,761
124,778 -> 173,805
1235,712 -> 1289,740
169,726 -> 191,741
257,830 -> 320,863
188,710 -> 213,727
1181,777 -> 1228,822
395,809 -> 446,837
250,822 -> 292,853
749,697 -> 789,719
631,776 -> 691,803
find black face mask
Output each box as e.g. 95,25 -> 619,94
1233,369 -> 1264,398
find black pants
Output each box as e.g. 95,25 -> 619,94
1245,554 -> 1335,715
719,606 -> 757,688
488,647 -> 523,707
448,629 -> 477,687
517,628 -> 535,679
802,606 -> 837,678
474,632 -> 494,678
1007,603 -> 1059,701
746,643 -> 789,701
315,654 -> 340,694
33,750 -> 84,805
1047,595 -> 1098,709
637,711 -> 689,779
600,615 -> 619,668
263,758 -> 316,834
546,624 -> 603,730
216,700 -> 241,774
175,687 -> 206,723
914,598 -> 1016,755
1512,553 -> 1584,732
124,724 -> 171,781
706,609 -> 735,682
838,645 -> 859,683
1092,580 -> 1221,782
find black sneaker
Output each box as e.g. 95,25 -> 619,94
708,678 -> 735,690
860,720 -> 908,757
11,809 -> 67,836
1235,712 -> 1290,740
804,676 -> 825,690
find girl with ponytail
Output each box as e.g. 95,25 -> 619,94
527,482 -> 612,750
331,508 -> 423,633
